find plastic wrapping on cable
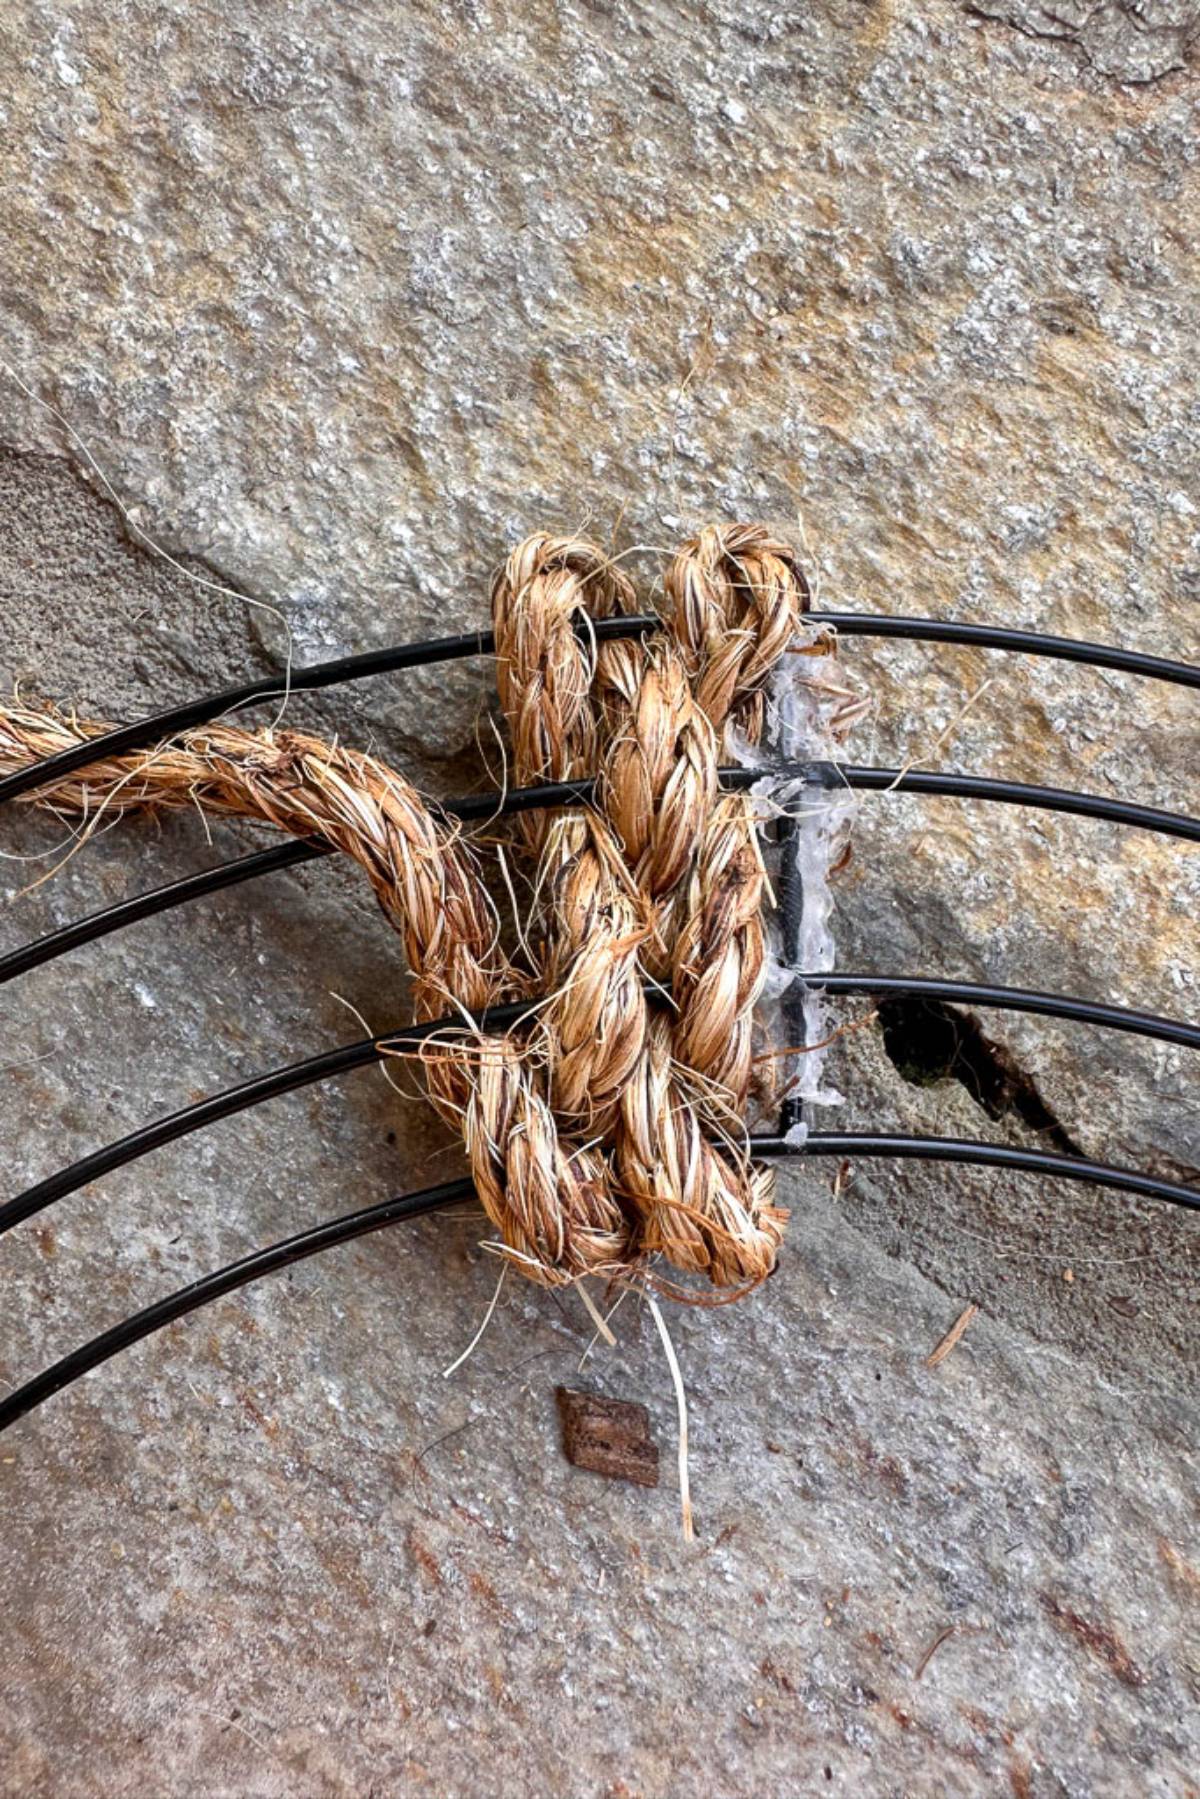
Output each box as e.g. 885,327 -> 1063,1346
744,625 -> 865,1140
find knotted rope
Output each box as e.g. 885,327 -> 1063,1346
0,524 -> 849,1299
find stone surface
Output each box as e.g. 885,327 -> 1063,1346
971,1 -> 1200,83
0,2 -> 1198,1794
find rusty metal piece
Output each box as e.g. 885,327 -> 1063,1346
555,1386 -> 660,1488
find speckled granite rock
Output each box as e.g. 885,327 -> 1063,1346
1,1 -> 1198,1793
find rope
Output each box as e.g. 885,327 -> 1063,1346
0,524 -> 850,1297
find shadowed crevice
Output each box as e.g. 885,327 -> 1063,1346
878,994 -> 1085,1158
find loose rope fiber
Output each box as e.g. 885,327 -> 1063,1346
0,525 -> 850,1298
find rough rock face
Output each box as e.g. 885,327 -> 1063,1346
0,2 -> 1197,1793
971,1 -> 1200,83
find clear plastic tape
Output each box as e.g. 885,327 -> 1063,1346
744,628 -> 863,1138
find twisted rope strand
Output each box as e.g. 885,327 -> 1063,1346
0,708 -> 512,1023
666,522 -> 811,748
491,535 -> 651,1135
616,527 -> 813,1280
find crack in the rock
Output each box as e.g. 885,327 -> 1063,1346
878,995 -> 1085,1158
965,0 -> 1197,85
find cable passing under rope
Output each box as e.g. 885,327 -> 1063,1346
2,612 -> 1194,809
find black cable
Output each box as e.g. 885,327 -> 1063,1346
808,975 -> 1200,1050
819,614 -> 1200,688
2,961 -> 1196,1244
0,1178 -> 474,1432
765,1134 -> 1200,1207
0,838 -> 329,986
7,762 -> 1193,991
2,1130 -> 1197,1434
827,766 -> 1200,843
0,615 -> 656,808
272,763 -> 1198,841
2,611 -> 1193,808
0,998 -> 532,1241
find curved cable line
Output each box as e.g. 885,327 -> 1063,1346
2,957 -> 1197,1243
2,611 -> 1194,808
4,761 -> 1195,994
0,616 -> 653,807
484,766 -> 1200,842
0,999 -> 531,1241
829,766 -> 1199,842
2,1131 -> 1198,1434
822,615 -> 1200,687
0,1178 -> 475,1433
0,838 -> 330,986
806,975 -> 1200,1050
761,1133 -> 1200,1206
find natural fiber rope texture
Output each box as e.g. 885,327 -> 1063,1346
0,524 -> 840,1298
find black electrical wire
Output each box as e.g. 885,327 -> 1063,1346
0,616 -> 656,808
2,611 -> 1194,809
758,1133 -> 1200,1205
449,764 -> 1200,841
821,614 -> 1200,687
807,975 -> 1200,1050
0,1177 -> 476,1432
5,760 -> 1197,993
0,838 -> 330,986
0,999 -> 532,1241
2,959 -> 1197,1245
2,1130 -> 1197,1435
827,766 -> 1200,842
